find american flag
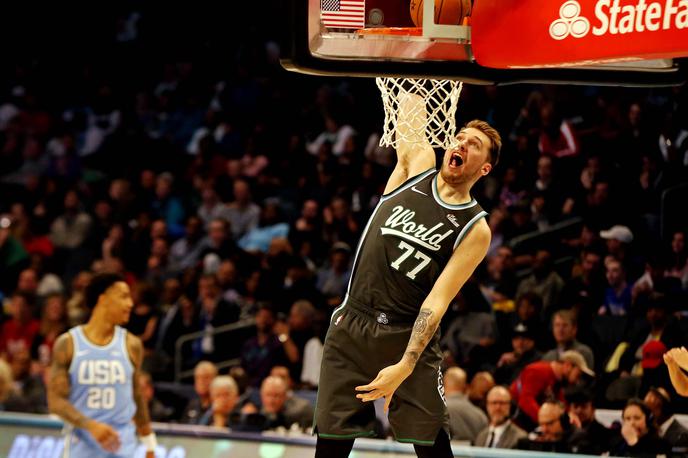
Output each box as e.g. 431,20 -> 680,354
321,0 -> 365,29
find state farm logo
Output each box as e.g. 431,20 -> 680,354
550,1 -> 591,39
550,0 -> 688,40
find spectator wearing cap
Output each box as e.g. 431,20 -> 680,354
505,292 -> 547,349
444,366 -> 488,442
618,294 -> 680,379
644,386 -> 688,450
510,350 -> 593,429
542,309 -> 595,370
316,242 -> 351,307
495,322 -> 542,385
567,387 -> 613,455
600,224 -> 644,282
639,340 -> 673,396
474,386 -> 527,449
600,257 -> 632,316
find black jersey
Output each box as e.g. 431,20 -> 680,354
341,168 -> 487,321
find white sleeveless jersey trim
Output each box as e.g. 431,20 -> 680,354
120,328 -> 134,372
331,295 -> 349,324
431,174 -> 477,210
380,168 -> 436,202
75,325 -> 120,351
67,329 -> 79,375
453,211 -> 488,250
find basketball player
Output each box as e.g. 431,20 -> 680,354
47,273 -> 156,458
314,94 -> 501,458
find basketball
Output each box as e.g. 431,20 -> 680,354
409,0 -> 471,27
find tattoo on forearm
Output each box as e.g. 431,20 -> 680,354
129,336 -> 152,433
47,335 -> 90,428
402,308 -> 438,368
404,350 -> 421,366
132,370 -> 152,430
412,309 -> 432,335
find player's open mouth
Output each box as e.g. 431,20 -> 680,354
449,152 -> 463,167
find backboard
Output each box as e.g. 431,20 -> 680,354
280,0 -> 688,86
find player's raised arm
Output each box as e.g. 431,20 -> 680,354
128,332 -> 157,457
48,332 -> 121,452
356,219 -> 491,411
665,347 -> 688,396
384,92 -> 436,195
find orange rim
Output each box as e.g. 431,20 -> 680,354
355,27 -> 423,36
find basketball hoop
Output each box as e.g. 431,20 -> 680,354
376,77 -> 463,150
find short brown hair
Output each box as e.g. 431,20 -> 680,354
553,309 -> 577,326
465,119 -> 502,167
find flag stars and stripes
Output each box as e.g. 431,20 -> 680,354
321,0 -> 365,29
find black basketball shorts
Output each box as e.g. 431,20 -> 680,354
314,299 -> 450,446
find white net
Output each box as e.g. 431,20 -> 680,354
376,77 -> 463,150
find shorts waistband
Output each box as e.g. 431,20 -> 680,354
345,296 -> 416,327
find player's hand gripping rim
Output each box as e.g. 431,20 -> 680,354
355,362 -> 413,412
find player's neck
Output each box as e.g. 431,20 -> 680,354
83,312 -> 117,346
436,173 -> 472,205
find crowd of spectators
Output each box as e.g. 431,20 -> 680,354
0,4 -> 687,455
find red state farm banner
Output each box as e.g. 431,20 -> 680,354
471,0 -> 688,69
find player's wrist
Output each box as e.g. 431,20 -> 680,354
140,432 -> 157,452
79,417 -> 95,430
398,357 -> 416,374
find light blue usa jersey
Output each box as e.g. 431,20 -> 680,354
68,326 -> 136,426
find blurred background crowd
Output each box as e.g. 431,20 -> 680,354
0,3 -> 687,455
